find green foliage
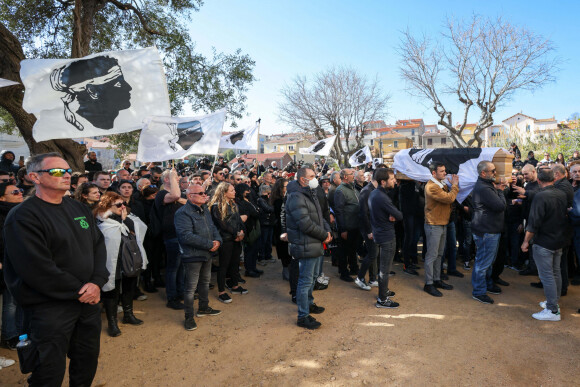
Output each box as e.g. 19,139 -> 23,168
108,130 -> 141,159
0,107 -> 18,135
490,126 -> 580,159
0,0 -> 255,119
223,149 -> 236,162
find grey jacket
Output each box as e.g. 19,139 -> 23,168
285,180 -> 330,259
334,182 -> 360,232
174,201 -> 222,263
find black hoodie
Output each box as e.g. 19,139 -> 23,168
0,150 -> 19,173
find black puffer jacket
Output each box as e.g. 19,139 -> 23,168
285,180 -> 330,259
257,195 -> 276,226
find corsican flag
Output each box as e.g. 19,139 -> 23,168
219,121 -> 259,150
392,147 -> 500,203
349,146 -> 373,167
20,47 -> 171,141
373,158 -> 383,168
137,109 -> 226,162
299,135 -> 337,157
0,78 -> 19,88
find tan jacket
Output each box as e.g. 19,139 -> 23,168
424,180 -> 459,225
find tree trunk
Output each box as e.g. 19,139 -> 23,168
0,22 -> 87,172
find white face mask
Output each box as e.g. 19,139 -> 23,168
308,177 -> 319,189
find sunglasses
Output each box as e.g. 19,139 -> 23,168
113,202 -> 127,208
0,178 -> 11,183
35,168 -> 73,177
189,192 -> 207,196
9,189 -> 23,195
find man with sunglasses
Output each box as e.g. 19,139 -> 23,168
0,170 -> 14,185
3,153 -> 108,386
206,166 -> 225,197
471,161 -> 507,304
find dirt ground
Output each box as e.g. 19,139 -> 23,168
2,255 -> 580,386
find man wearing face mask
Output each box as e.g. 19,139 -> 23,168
285,167 -> 332,329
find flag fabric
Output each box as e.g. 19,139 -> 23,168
0,78 -> 19,88
349,146 -> 373,167
137,109 -> 226,162
20,47 -> 171,142
219,122 -> 259,150
373,158 -> 383,168
392,147 -> 500,203
299,135 -> 337,157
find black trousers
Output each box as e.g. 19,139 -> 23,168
23,300 -> 101,387
338,230 -> 360,275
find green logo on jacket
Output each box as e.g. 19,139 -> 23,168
74,216 -> 89,229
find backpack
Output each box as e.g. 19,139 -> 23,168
120,232 -> 143,277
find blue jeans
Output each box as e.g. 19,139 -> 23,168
183,260 -> 212,318
534,244 -> 562,313
443,221 -> 457,272
316,256 -> 325,278
1,288 -> 20,340
297,257 -> 320,319
472,233 -> 501,296
259,225 -> 274,260
165,238 -> 184,301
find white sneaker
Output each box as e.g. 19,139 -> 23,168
320,273 -> 330,281
0,356 -> 16,368
354,277 -> 371,291
316,276 -> 328,286
539,301 -> 560,314
532,308 -> 561,321
368,280 -> 379,287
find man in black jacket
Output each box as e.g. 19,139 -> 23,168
4,153 -> 108,386
354,172 -> 378,291
174,184 -> 222,331
513,164 -> 540,276
522,168 -> 567,321
399,180 -> 424,276
84,151 -> 103,175
471,161 -> 507,304
334,169 -> 361,281
286,167 -> 332,329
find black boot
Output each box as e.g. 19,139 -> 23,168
103,298 -> 121,337
122,292 -> 144,325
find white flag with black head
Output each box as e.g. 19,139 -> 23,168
299,135 -> 337,157
373,158 -> 383,168
137,109 -> 226,162
219,122 -> 259,150
20,47 -> 171,141
392,147 -> 500,203
349,146 -> 373,167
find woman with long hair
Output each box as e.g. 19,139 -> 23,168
556,153 -> 567,167
271,178 -> 290,280
209,182 -> 247,303
94,192 -> 148,337
235,183 -> 262,278
74,182 -> 101,208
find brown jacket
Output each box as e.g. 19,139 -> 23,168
424,180 -> 459,225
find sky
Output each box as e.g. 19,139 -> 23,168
186,0 -> 580,135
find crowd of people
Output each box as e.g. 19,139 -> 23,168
0,146 -> 580,383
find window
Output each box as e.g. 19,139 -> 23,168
427,138 -> 433,145
412,129 -> 415,136
526,125 -> 530,133
273,146 -> 277,151
289,145 -> 294,151
394,141 -> 399,148
370,139 -> 374,146
441,138 -> 446,145
464,129 -> 471,134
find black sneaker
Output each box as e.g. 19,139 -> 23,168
447,270 -> 465,278
291,295 -> 297,304
494,278 -> 510,286
473,294 -> 494,304
376,298 -> 399,308
313,282 -> 328,291
403,266 -> 419,276
487,285 -> 502,294
197,307 -> 222,317
309,303 -> 325,314
340,274 -> 355,282
434,280 -> 453,290
166,299 -> 185,310
297,315 -> 321,330
230,286 -> 249,295
530,281 -> 543,289
440,272 -> 449,280
218,293 -> 232,303
408,263 -> 421,270
1,336 -> 18,351
184,317 -> 197,331
424,284 -> 443,297
389,271 -> 396,276
519,267 -> 538,276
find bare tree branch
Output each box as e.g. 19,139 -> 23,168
107,0 -> 162,35
399,15 -> 558,148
